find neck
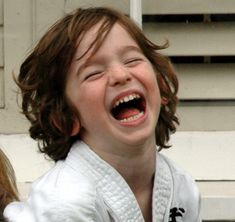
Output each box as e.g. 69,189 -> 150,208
108,142 -> 155,222
84,136 -> 157,191
84,138 -> 156,222
94,140 -> 156,188
115,145 -> 156,193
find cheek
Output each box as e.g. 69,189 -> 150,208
143,68 -> 161,105
141,66 -> 160,93
76,84 -> 106,113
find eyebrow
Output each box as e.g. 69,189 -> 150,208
118,45 -> 143,55
75,45 -> 143,76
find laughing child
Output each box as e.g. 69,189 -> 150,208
4,7 -> 201,222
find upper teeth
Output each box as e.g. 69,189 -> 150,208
113,93 -> 141,108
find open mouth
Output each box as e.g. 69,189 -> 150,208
111,93 -> 146,123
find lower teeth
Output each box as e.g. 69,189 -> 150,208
120,111 -> 144,123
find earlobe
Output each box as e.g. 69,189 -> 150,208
71,120 -> 80,136
52,117 -> 63,132
161,97 -> 168,105
52,116 -> 80,136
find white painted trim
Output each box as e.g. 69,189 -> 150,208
0,134 -> 53,182
162,131 -> 235,180
198,181 -> 235,220
1,131 -> 235,180
130,0 -> 142,28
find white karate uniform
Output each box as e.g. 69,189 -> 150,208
4,141 -> 201,222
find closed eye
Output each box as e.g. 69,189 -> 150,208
124,58 -> 142,66
84,71 -> 104,81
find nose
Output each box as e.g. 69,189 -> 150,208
108,65 -> 132,87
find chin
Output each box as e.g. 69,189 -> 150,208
120,130 -> 156,146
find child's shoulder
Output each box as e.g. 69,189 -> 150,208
4,161 -> 100,222
31,160 -> 97,204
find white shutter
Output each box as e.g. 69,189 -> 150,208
142,9 -> 235,131
143,0 -> 235,14
144,22 -> 235,56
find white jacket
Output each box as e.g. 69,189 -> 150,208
4,141 -> 201,222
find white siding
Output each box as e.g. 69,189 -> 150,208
64,0 -> 130,14
0,0 -> 4,108
0,69 -> 3,108
0,0 -> 32,133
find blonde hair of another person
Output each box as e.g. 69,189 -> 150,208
0,149 -> 19,221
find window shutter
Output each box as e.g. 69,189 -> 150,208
142,0 -> 235,131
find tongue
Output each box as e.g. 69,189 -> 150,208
116,108 -> 140,120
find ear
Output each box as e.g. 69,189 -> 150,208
52,116 -> 80,136
161,97 -> 168,105
52,117 -> 63,132
70,119 -> 80,136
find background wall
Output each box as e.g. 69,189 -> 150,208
0,0 -> 235,220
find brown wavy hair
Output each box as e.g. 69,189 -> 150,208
16,7 -> 179,161
0,149 -> 19,220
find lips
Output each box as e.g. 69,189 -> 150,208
111,92 -> 146,123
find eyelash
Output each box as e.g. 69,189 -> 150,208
83,57 -> 143,80
84,71 -> 103,80
125,58 -> 142,65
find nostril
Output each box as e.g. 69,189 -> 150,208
108,68 -> 132,86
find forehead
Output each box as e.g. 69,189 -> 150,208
75,22 -> 102,59
73,22 -> 139,61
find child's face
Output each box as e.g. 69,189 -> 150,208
66,22 -> 161,150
